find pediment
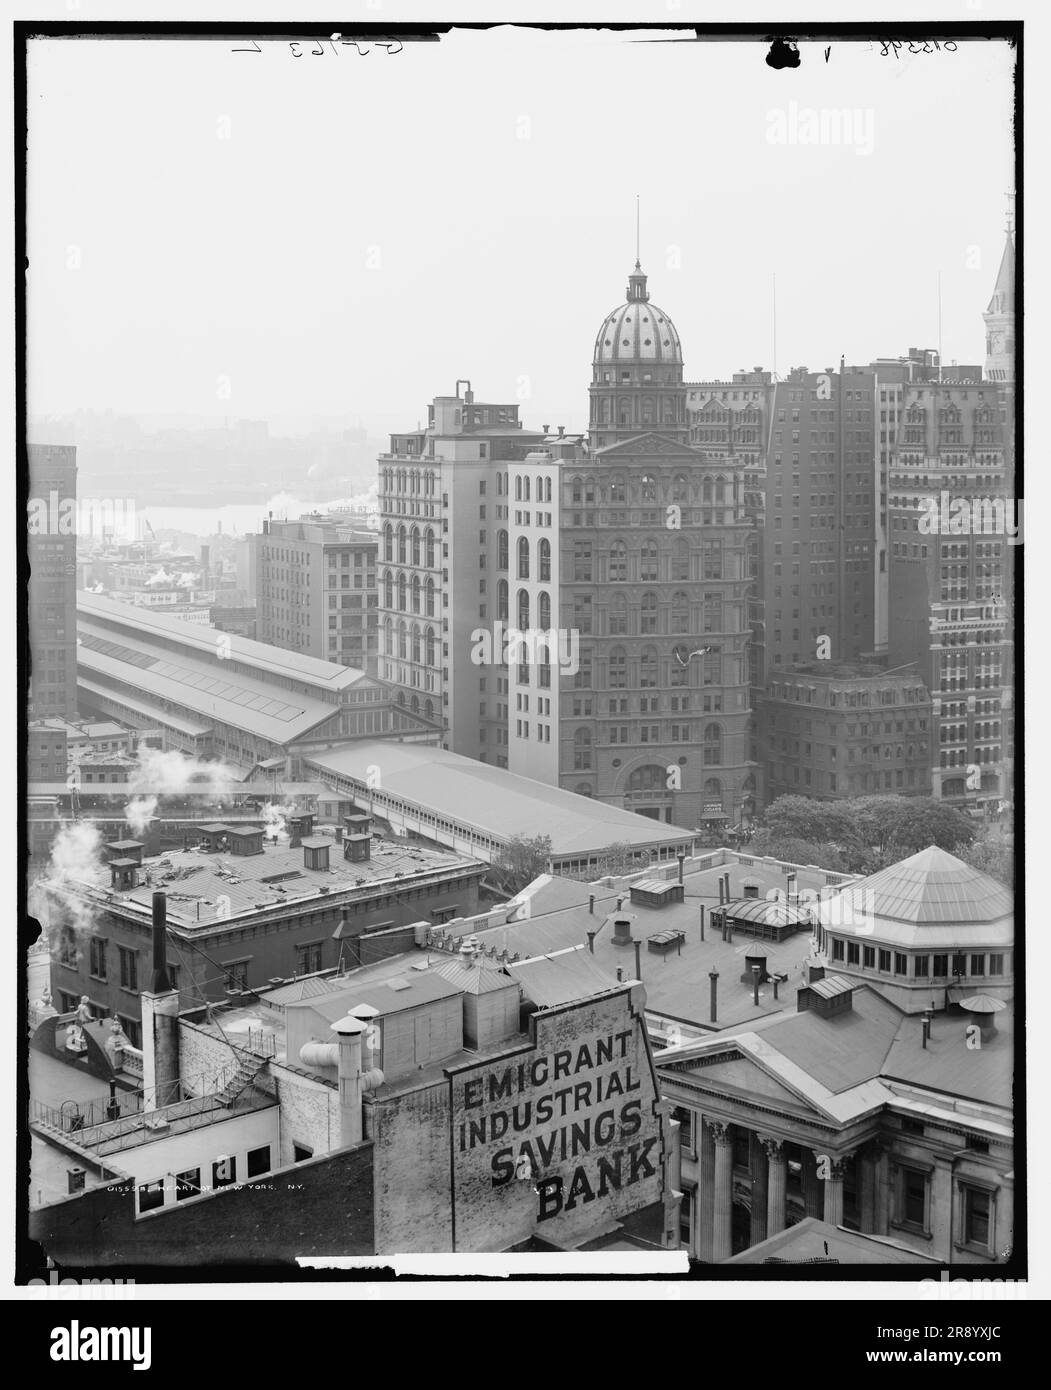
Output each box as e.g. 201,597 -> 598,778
594,432 -> 698,459
663,1049 -> 830,1119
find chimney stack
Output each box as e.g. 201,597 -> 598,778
634,939 -> 642,981
709,970 -> 719,1024
142,891 -> 179,1111
586,930 -> 596,954
677,852 -> 685,884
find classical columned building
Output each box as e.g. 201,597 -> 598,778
658,977 -> 1013,1264
553,260 -> 757,828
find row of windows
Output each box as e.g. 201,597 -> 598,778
830,940 -> 1008,978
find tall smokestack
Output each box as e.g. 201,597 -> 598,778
142,890 -> 179,1111
634,939 -> 642,981
151,891 -> 171,992
709,970 -> 719,1024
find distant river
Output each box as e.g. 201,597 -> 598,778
139,492 -> 377,538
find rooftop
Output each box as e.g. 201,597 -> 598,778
303,742 -> 695,857
59,832 -> 483,930
434,861 -> 841,1030
725,1218 -> 941,1265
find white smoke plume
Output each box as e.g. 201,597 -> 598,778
146,568 -> 175,587
125,794 -> 159,837
126,747 -> 237,801
261,801 -> 295,842
28,820 -> 108,951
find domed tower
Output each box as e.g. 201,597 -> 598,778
589,260 -> 688,448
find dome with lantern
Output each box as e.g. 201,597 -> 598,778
593,261 -> 683,365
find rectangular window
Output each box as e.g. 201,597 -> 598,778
914,954 -> 929,977
932,954 -> 949,978
118,947 -> 138,992
970,953 -> 985,977
246,1145 -> 271,1179
894,952 -> 908,976
962,1185 -> 993,1250
293,1144 -> 313,1163
89,937 -> 107,980
862,945 -> 875,969
847,942 -> 860,965
878,949 -> 891,972
224,960 -> 250,992
137,1180 -> 166,1214
175,1168 -> 201,1202
117,1014 -> 141,1049
988,953 -> 1004,976
831,939 -> 845,961
296,942 -> 323,975
899,1166 -> 929,1230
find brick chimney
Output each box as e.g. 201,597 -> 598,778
141,891 -> 180,1110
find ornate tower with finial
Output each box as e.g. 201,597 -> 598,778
983,198 -> 1015,384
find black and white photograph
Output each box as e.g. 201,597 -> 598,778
9,1 -> 1043,1326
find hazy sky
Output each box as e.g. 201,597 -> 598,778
27,28 -> 1016,436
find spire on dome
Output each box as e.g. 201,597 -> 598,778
627,194 -> 648,300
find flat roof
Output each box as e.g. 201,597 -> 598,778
434,861 -> 835,1029
77,679 -> 214,737
61,835 -> 483,930
304,742 -> 695,857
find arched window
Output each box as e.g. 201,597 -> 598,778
640,646 -> 658,688
570,476 -> 582,504
497,579 -> 508,622
383,570 -> 393,609
609,540 -> 628,582
517,536 -> 530,580
397,525 -> 407,564
397,620 -> 408,660
640,540 -> 658,581
411,693 -> 420,714
641,474 -> 657,502
641,397 -> 655,425
609,593 -> 627,635
517,589 -> 530,629
702,477 -> 713,503
425,528 -> 435,567
537,642 -> 551,689
671,591 -> 689,632
383,524 -> 393,563
538,538 -> 551,581
383,616 -> 392,657
498,530 -> 509,570
411,574 -> 421,614
703,723 -> 723,766
424,698 -> 434,720
538,591 -> 551,629
609,646 -> 627,689
609,473 -> 626,503
673,538 -> 690,581
397,573 -> 407,611
703,777 -> 722,801
425,627 -> 436,666
640,592 -> 658,634
524,476 -> 531,502
573,728 -> 592,770
411,526 -> 421,565
628,764 -> 668,793
425,577 -> 435,616
672,474 -> 689,502
515,476 -> 523,501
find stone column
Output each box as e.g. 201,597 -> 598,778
872,1138 -> 891,1236
824,1156 -> 848,1227
858,1143 -> 877,1233
763,1136 -> 787,1236
802,1146 -> 824,1219
749,1130 -> 769,1247
695,1117 -> 716,1263
662,1115 -> 683,1250
711,1120 -> 734,1262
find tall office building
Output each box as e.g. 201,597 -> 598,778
377,389 -> 549,757
547,260 -> 756,827
27,443 -> 78,719
251,515 -> 378,672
